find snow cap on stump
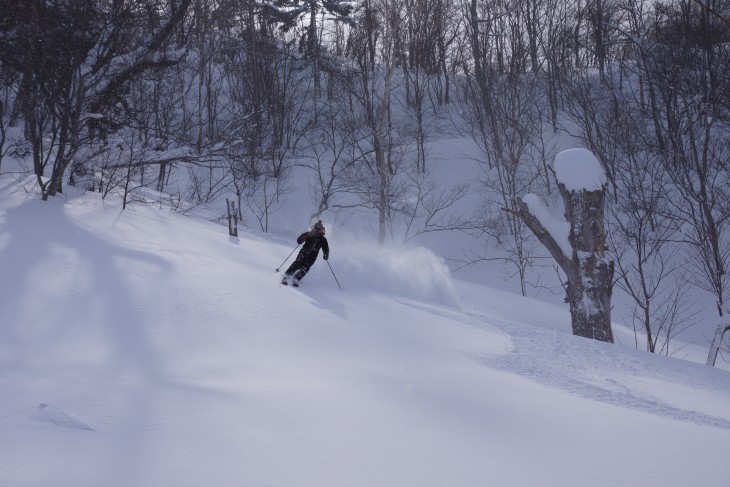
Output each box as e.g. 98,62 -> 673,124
555,148 -> 606,192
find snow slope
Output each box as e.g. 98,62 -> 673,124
1,182 -> 729,487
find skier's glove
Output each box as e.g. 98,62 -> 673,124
323,254 -> 329,260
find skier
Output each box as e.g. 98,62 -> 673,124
281,220 -> 330,287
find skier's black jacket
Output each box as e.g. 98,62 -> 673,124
297,231 -> 329,260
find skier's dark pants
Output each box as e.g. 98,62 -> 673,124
285,251 -> 318,281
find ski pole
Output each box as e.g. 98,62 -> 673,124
275,244 -> 301,273
326,260 -> 342,289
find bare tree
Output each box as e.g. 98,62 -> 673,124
608,156 -> 694,353
463,0 -> 555,295
637,0 -> 730,366
221,4 -> 313,232
346,0 -> 407,243
303,86 -> 368,222
0,0 -> 193,200
465,76 -> 551,295
400,168 -> 477,244
260,0 -> 354,96
401,0 -> 459,172
0,97 -> 6,173
0,61 -> 16,172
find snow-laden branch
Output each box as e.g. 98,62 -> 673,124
512,196 -> 572,276
521,194 -> 572,259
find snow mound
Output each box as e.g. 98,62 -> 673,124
332,239 -> 460,307
555,148 -> 606,191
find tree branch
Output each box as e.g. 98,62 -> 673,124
504,204 -> 572,274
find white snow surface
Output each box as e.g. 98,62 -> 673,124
1,183 -> 730,487
555,148 -> 607,191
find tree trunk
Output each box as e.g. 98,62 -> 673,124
707,319 -> 730,366
561,184 -> 614,342
226,198 -> 239,237
516,151 -> 614,343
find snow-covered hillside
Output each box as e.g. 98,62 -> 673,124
1,182 -> 729,487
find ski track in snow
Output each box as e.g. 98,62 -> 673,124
400,298 -> 730,430
473,314 -> 730,430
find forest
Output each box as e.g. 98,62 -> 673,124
0,0 -> 729,365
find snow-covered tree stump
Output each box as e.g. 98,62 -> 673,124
516,149 -> 614,343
